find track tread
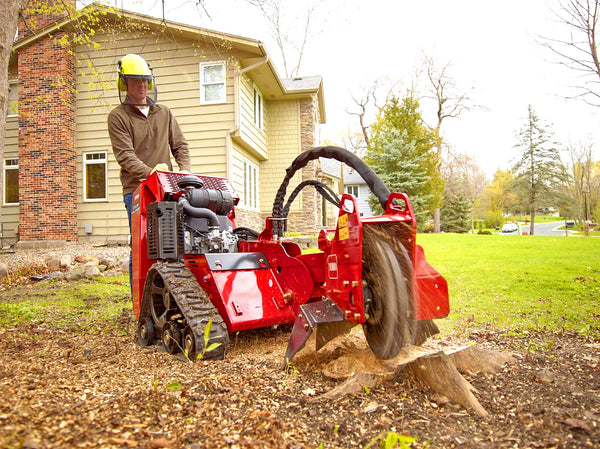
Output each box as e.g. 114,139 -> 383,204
150,262 -> 230,360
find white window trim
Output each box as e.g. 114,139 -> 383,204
3,158 -> 18,206
83,152 -> 107,202
253,85 -> 263,130
345,185 -> 359,198
242,158 -> 259,210
199,61 -> 226,105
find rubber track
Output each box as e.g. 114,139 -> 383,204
153,262 -> 230,360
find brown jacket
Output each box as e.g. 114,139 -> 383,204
108,101 -> 191,194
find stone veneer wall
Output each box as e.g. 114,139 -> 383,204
295,95 -> 323,234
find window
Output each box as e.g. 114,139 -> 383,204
7,81 -> 17,117
345,185 -> 359,198
3,159 -> 18,205
83,152 -> 107,201
200,61 -> 226,104
243,159 -> 259,209
253,86 -> 263,130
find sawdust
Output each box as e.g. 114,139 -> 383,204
0,314 -> 598,448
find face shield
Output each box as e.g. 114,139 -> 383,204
117,54 -> 158,106
118,74 -> 158,106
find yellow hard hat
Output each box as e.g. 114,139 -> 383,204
117,54 -> 155,91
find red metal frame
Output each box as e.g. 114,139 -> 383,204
132,171 -> 449,335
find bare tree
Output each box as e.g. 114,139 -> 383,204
338,126 -> 368,158
0,0 -> 30,196
443,152 -> 487,206
420,55 -> 477,232
245,0 -> 316,78
345,78 -> 401,149
565,140 -> 593,223
542,0 -> 600,105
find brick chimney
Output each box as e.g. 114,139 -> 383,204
17,0 -> 77,244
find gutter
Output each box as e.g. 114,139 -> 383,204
224,54 -> 269,179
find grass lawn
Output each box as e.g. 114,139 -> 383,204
0,275 -> 131,330
418,233 -> 600,337
1,234 -> 598,340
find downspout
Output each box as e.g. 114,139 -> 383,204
224,54 -> 269,179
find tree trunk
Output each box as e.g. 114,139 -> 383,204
529,210 -> 535,235
0,0 -> 29,226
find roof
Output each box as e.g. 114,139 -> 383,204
281,76 -> 326,123
344,168 -> 368,184
12,2 -> 326,122
282,76 -> 322,91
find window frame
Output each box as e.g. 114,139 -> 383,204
253,85 -> 263,130
345,185 -> 359,198
3,158 -> 19,206
83,151 -> 108,202
199,61 -> 226,105
242,158 -> 259,210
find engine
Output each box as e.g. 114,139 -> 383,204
178,186 -> 238,254
146,175 -> 239,260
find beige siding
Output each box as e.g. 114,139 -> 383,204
74,30 -> 237,239
238,74 -> 267,159
1,116 -> 19,239
261,100 -> 303,214
230,143 -> 259,206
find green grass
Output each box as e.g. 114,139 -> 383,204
417,233 -> 600,337
1,236 -> 599,339
0,274 -> 131,329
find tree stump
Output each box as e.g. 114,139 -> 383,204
446,345 -> 515,374
404,350 -> 489,417
302,329 -> 514,417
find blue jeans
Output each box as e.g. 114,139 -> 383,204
124,193 -> 133,293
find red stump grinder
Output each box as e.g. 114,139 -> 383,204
131,146 -> 449,364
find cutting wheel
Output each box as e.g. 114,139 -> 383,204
362,229 -> 415,359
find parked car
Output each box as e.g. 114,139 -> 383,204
501,223 -> 518,233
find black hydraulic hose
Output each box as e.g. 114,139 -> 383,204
272,146 -> 391,221
178,197 -> 220,228
282,180 -> 340,218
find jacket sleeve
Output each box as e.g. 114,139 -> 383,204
168,110 -> 191,172
107,109 -> 152,181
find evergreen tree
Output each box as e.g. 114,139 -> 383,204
440,193 -> 472,233
366,94 -> 441,227
512,105 -> 567,235
366,128 -> 432,225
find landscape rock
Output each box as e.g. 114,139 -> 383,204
74,254 -> 99,265
64,262 -> 101,282
0,262 -> 8,279
119,258 -> 130,273
60,254 -> 72,268
44,255 -> 61,271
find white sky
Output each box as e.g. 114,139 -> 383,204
112,0 -> 600,178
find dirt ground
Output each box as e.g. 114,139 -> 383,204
0,296 -> 598,449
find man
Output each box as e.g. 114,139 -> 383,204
107,54 -> 190,287
107,53 -> 191,229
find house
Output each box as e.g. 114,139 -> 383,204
343,167 -> 375,217
2,1 -> 339,248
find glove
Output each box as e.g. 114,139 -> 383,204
149,163 -> 168,176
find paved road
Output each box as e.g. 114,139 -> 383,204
513,221 -> 570,236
